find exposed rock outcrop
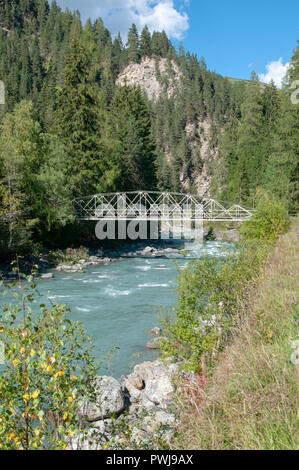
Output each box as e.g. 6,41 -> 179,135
116,57 -> 182,101
70,359 -> 183,450
80,376 -> 125,422
116,57 -> 219,198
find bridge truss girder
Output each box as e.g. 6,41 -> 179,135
72,191 -> 253,222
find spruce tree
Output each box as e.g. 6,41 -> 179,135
265,43 -> 299,209
111,86 -> 157,190
127,24 -> 140,63
55,36 -> 106,197
140,25 -> 151,58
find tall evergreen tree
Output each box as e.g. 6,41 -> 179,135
0,100 -> 44,251
111,86 -> 157,190
265,43 -> 299,209
55,36 -> 106,197
127,24 -> 140,63
140,25 -> 151,58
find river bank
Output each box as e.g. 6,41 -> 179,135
0,226 -> 241,279
68,358 -> 187,449
174,223 -> 299,450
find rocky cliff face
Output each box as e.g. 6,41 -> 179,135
116,58 -> 218,197
116,57 -> 182,101
184,119 -> 217,198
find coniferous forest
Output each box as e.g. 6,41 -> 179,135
0,0 -> 298,258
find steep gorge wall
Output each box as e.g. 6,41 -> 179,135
116,58 -> 218,197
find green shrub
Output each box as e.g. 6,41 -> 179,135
241,191 -> 290,241
47,246 -> 89,266
0,266 -> 99,450
160,242 -> 270,372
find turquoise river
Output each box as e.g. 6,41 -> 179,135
2,241 -> 230,378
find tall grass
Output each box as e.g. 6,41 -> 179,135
173,224 -> 299,450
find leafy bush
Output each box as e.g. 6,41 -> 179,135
241,191 -> 290,241
64,247 -> 89,264
160,242 -> 270,372
47,246 -> 89,266
0,265 -> 99,450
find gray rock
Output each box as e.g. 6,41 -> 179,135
56,264 -> 84,273
149,327 -> 162,336
89,256 -> 100,263
146,336 -> 165,350
129,395 -> 158,414
143,246 -> 155,255
163,248 -> 180,254
125,386 -> 142,404
129,427 -> 151,447
214,229 -> 240,242
68,429 -> 104,450
142,410 -> 177,437
80,376 -> 125,422
41,273 -> 54,280
134,360 -> 175,408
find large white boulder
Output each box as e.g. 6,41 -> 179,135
80,376 -> 125,422
134,360 -> 177,408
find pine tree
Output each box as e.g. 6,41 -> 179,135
0,100 -> 43,250
127,24 -> 140,63
55,36 -> 106,197
111,86 -> 157,190
140,25 -> 151,58
265,43 -> 299,209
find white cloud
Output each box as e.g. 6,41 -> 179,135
58,1 -> 189,40
259,58 -> 290,88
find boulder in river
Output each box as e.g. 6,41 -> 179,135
143,246 -> 155,255
163,248 -> 180,254
146,336 -> 165,350
88,256 -> 101,264
41,273 -> 54,280
149,326 -> 162,336
56,264 -> 84,273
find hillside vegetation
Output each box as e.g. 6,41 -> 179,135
173,220 -> 299,449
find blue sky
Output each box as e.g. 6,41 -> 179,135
56,0 -> 299,86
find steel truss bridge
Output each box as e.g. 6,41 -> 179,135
73,191 -> 253,222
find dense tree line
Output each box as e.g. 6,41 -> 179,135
211,44 -> 299,209
0,0 -> 297,257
